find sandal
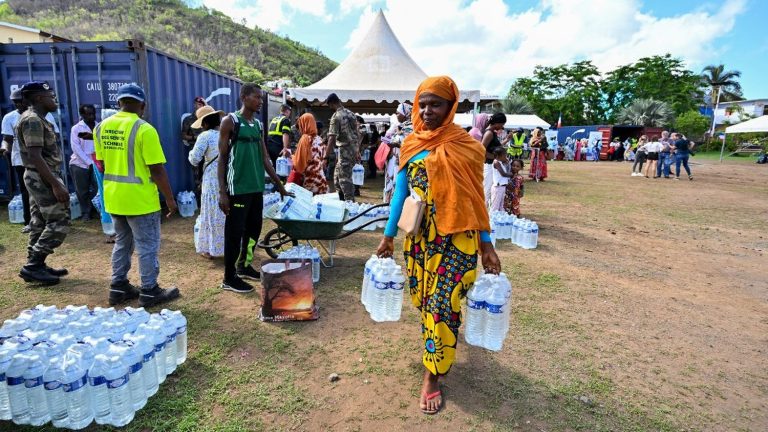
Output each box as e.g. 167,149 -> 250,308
420,390 -> 443,415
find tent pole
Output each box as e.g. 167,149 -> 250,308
719,133 -> 726,162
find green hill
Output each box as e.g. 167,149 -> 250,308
0,0 -> 337,86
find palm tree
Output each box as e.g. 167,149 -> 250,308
499,94 -> 534,114
701,64 -> 743,104
616,99 -> 673,127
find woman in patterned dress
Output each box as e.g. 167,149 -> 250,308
377,76 -> 502,415
529,127 -> 548,181
188,106 -> 226,258
288,113 -> 327,194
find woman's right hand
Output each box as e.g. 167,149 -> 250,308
376,236 -> 395,258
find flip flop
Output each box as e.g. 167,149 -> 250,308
421,390 -> 443,415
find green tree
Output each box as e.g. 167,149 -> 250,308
616,99 -> 673,127
499,94 -> 534,114
674,111 -> 711,141
602,55 -> 703,121
508,60 -> 604,125
700,64 -> 743,104
234,57 -> 265,84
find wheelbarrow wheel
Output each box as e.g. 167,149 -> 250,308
263,228 -> 298,259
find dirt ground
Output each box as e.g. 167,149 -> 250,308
0,158 -> 766,432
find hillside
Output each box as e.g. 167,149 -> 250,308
0,0 -> 337,86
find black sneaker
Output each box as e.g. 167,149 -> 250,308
109,280 -> 140,306
139,285 -> 180,308
45,265 -> 69,277
236,265 -> 261,281
221,277 -> 254,294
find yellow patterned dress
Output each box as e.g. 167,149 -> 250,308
403,159 -> 481,376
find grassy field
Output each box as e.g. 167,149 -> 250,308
0,158 -> 766,431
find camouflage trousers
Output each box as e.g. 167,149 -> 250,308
24,169 -> 70,256
334,144 -> 356,202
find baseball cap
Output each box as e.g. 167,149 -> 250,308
20,81 -> 53,95
323,93 -> 340,105
116,83 -> 146,102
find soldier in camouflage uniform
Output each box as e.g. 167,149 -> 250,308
16,81 -> 70,285
324,93 -> 360,201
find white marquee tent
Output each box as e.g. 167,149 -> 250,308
453,113 -> 550,130
287,10 -> 480,114
720,115 -> 768,160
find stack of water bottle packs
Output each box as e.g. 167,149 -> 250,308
68,193 -> 81,221
277,245 -> 322,283
262,183 -> 347,223
464,273 -> 513,351
0,305 -> 188,429
343,202 -> 389,232
489,211 -> 539,249
7,195 -> 24,224
361,256 -> 406,322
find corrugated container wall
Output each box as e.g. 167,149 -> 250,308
0,40 -> 244,198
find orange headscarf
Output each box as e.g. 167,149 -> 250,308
293,113 -> 317,173
399,76 -> 490,234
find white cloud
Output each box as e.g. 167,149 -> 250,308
200,0 -> 332,31
343,0 -> 747,95
339,0 -> 380,15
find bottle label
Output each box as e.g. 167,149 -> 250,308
89,375 -> 107,386
25,376 -> 43,388
486,303 -> 503,314
155,343 -> 165,353
374,282 -> 388,290
143,351 -> 155,363
129,361 -> 143,374
107,373 -> 129,389
167,334 -> 176,343
7,376 -> 25,386
63,376 -> 87,392
178,325 -> 187,335
44,380 -> 62,391
467,299 -> 485,310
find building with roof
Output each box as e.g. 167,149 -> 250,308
0,21 -> 71,44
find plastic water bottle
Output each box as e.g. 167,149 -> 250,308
483,277 -> 509,352
352,164 -> 365,186
62,353 -> 94,429
88,354 -> 111,425
104,355 -> 134,427
464,278 -> 489,347
364,258 -> 385,313
530,222 -> 539,249
0,348 -> 16,420
170,311 -> 187,366
159,316 -> 178,375
23,353 -> 50,426
123,334 -> 158,397
361,148 -> 370,161
69,193 -> 82,221
140,323 -> 167,384
361,255 -> 378,307
275,156 -> 291,177
42,356 -> 68,428
8,195 -> 24,223
490,223 -> 497,247
113,340 -> 146,411
385,265 -> 405,321
370,265 -> 392,322
193,216 -> 201,250
311,248 -> 321,283
6,353 -> 31,424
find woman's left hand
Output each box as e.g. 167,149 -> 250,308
480,242 -> 501,274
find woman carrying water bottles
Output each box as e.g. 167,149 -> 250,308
376,76 -> 501,415
287,112 -> 328,194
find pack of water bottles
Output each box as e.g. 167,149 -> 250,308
343,202 -> 389,231
277,245 -> 321,283
275,156 -> 293,177
352,164 -> 365,186
263,184 -> 348,223
361,256 -> 406,322
8,195 -> 24,224
176,191 -> 197,218
489,211 -> 538,249
0,304 -> 188,429
69,193 -> 81,221
464,273 -> 512,351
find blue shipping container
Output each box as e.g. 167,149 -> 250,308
0,40 -> 248,199
552,125 -> 606,145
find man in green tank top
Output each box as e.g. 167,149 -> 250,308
217,83 -> 289,293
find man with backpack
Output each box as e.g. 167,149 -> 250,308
217,83 -> 290,293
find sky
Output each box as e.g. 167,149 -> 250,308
186,0 -> 768,99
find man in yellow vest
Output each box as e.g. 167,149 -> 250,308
507,128 -> 525,159
94,83 -> 180,307
267,104 -> 292,168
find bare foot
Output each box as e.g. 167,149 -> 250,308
419,369 -> 442,414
